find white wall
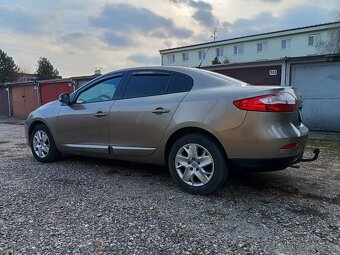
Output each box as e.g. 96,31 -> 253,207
161,27 -> 332,67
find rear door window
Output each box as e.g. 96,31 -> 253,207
124,73 -> 171,99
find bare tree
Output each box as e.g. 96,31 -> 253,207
318,18 -> 340,54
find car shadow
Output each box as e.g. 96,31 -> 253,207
62,154 -> 170,178
63,154 -> 300,195
225,170 -> 301,195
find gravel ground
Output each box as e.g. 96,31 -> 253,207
0,123 -> 339,254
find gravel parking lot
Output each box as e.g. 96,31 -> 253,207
1,123 -> 339,254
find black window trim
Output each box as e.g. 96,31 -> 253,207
166,72 -> 193,94
71,72 -> 126,104
119,69 -> 194,100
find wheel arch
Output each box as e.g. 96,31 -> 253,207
28,120 -> 51,143
164,127 -> 228,165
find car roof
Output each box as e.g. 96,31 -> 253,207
105,66 -> 197,76
103,66 -> 245,87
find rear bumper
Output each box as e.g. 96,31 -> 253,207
230,154 -> 302,172
216,111 -> 309,160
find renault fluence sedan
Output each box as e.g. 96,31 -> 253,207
26,67 -> 310,194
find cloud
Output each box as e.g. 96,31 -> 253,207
0,6 -> 45,34
216,4 -> 336,39
128,53 -> 160,65
247,0 -> 282,2
102,32 -> 134,47
89,3 -> 192,46
55,31 -> 100,50
170,0 -> 218,28
57,32 -> 88,43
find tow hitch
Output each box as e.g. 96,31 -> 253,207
290,148 -> 320,168
300,148 -> 320,162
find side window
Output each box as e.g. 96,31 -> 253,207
124,74 -> 171,99
76,76 -> 122,104
167,74 -> 193,94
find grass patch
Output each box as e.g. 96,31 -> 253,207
307,139 -> 340,153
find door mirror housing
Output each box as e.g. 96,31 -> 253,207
59,93 -> 71,104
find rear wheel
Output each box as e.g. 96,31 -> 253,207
168,133 -> 228,194
30,124 -> 61,163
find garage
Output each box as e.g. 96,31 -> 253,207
40,80 -> 74,105
10,82 -> 39,118
72,75 -> 97,90
209,65 -> 282,85
0,86 -> 9,117
290,61 -> 340,131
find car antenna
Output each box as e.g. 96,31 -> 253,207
197,47 -> 210,69
198,27 -> 217,69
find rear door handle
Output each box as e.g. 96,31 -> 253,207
94,111 -> 107,117
152,107 -> 170,114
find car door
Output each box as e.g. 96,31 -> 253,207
109,70 -> 193,156
57,75 -> 124,154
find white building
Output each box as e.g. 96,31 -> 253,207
160,22 -> 339,70
159,22 -> 340,131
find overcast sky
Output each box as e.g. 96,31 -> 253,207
0,0 -> 339,77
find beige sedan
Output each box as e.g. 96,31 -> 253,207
26,67 -> 309,194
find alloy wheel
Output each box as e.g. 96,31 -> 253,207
175,143 -> 214,186
32,130 -> 50,158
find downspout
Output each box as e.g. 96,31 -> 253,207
35,79 -> 41,107
70,79 -> 76,91
285,58 -> 288,86
6,86 -> 11,117
283,56 -> 290,86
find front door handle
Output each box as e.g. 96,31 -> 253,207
94,111 -> 107,117
152,107 -> 170,114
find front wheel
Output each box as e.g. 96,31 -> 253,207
168,134 -> 228,194
30,124 -> 61,163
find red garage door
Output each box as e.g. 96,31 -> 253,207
40,81 -> 74,105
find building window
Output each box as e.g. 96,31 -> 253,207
182,52 -> 189,61
167,54 -> 175,63
198,49 -> 206,60
233,44 -> 244,55
216,47 -> 224,57
282,39 -> 291,49
257,42 -> 268,52
308,34 -> 320,46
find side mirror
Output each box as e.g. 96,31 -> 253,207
59,93 -> 71,104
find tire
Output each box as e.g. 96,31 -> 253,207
30,124 -> 61,163
168,133 -> 228,194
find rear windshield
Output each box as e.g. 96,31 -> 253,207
198,69 -> 247,86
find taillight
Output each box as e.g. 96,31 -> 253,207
281,143 -> 298,150
233,92 -> 297,112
